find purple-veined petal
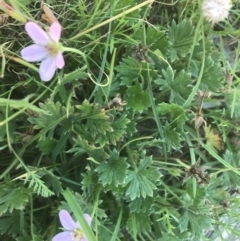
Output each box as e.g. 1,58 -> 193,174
39,56 -> 57,81
84,214 -> 92,226
49,22 -> 62,42
58,210 -> 78,230
56,52 -> 65,69
25,22 -> 50,45
52,231 -> 72,241
80,236 -> 89,241
76,221 -> 82,230
21,44 -> 48,62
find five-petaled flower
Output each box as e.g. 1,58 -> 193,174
52,210 -> 92,241
21,22 -> 65,81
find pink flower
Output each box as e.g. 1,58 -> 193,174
52,210 -> 92,241
21,22 -> 65,81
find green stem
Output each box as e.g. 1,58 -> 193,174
0,81 -> 58,180
63,47 -> 88,66
88,7 -> 113,101
183,15 -> 205,109
147,76 -> 167,161
63,188 -> 97,241
68,0 -> 155,41
126,145 -> 138,171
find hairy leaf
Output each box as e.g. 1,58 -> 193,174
133,26 -> 169,55
0,95 -> 46,113
128,196 -> 153,213
204,125 -> 222,152
23,170 -> 54,197
96,112 -> 130,145
124,156 -> 160,200
0,211 -> 29,237
28,101 -> 72,132
69,137 -> 109,161
0,184 -> 31,215
221,150 -> 240,188
155,67 -> 192,104
95,149 -> 128,186
157,102 -> 186,126
112,0 -> 139,25
179,194 -> 213,238
225,83 -> 240,118
127,83 -> 151,113
168,20 -> 195,61
200,57 -> 224,91
126,211 -> 152,235
37,137 -> 58,154
61,67 -> 88,85
37,169 -> 62,195
74,100 -> 113,143
164,125 -> 181,150
115,57 -> 140,85
159,232 -> 190,241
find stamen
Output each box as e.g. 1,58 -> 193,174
70,228 -> 83,241
46,44 -> 58,55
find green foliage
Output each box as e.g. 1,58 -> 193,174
112,0 -> 139,25
127,83 -> 151,113
157,102 -> 186,126
17,0 -> 32,5
132,26 -> 169,55
95,149 -> 128,186
61,68 -> 88,85
168,20 -> 195,61
115,57 -> 141,85
222,150 -> 240,188
115,57 -> 158,86
37,169 -> 62,195
0,211 -> 29,237
225,83 -> 240,118
69,137 -> 109,161
178,194 -> 213,238
155,67 -> 192,104
159,232 -> 190,241
164,125 -> 181,149
0,95 -> 46,113
24,171 -> 54,197
1,0 -> 240,240
74,100 -> 129,145
58,68 -> 88,101
28,100 -> 72,132
179,204 -> 213,239
124,156 -> 160,200
95,111 -> 130,145
59,193 -> 107,220
126,211 -> 152,235
0,184 -> 31,215
37,137 -> 58,154
128,196 -> 153,212
0,107 -> 16,141
200,57 -> 224,91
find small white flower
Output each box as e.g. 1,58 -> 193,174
202,0 -> 232,25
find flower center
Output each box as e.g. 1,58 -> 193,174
46,43 -> 59,56
70,228 -> 83,241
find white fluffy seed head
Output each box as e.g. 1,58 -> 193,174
202,0 -> 232,25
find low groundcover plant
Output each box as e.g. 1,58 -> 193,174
1,0 -> 240,241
